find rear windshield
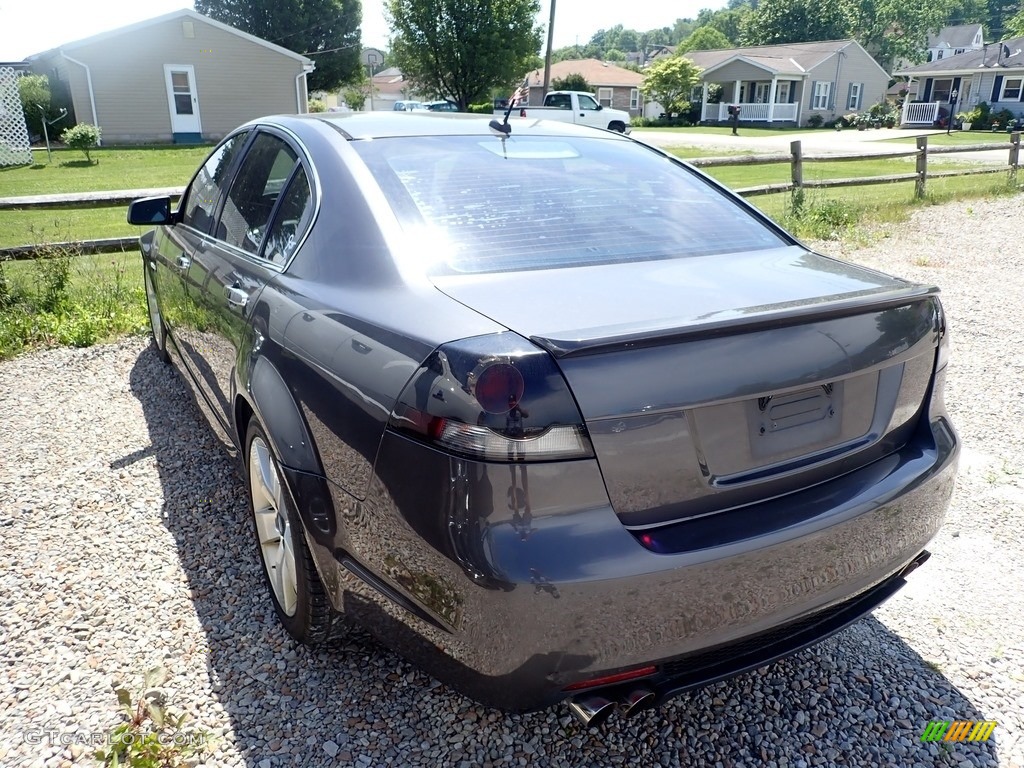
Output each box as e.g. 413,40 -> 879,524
352,134 -> 788,274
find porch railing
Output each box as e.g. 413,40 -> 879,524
702,102 -> 798,122
901,101 -> 941,126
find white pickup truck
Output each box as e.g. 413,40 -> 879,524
494,90 -> 632,134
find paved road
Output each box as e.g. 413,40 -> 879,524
631,127 -> 1014,165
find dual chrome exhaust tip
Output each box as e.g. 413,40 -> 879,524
568,687 -> 657,727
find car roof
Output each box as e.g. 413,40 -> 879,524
273,112 -> 632,141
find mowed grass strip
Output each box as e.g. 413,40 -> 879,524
1,208 -> 138,249
0,145 -> 210,197
882,131 -> 1018,147
672,152 -> 1006,188
635,125 -> 818,138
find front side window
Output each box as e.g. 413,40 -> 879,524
181,132 -> 248,233
353,136 -> 787,275
1001,78 -> 1022,100
578,94 -> 600,111
813,81 -> 831,110
597,88 -> 613,107
216,132 -> 298,255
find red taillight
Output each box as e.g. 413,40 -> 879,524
563,665 -> 658,692
474,363 -> 524,414
388,333 -> 594,463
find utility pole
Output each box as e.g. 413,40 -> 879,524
542,0 -> 556,98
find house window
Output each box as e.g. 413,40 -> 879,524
690,85 -> 703,102
1000,77 -> 1023,101
813,81 -> 831,110
597,87 -> 613,107
931,78 -> 953,102
937,49 -> 944,60
776,82 -> 791,102
954,48 -> 965,55
630,88 -> 640,110
847,82 -> 862,110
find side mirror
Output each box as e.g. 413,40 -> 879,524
127,196 -> 172,226
596,104 -> 603,111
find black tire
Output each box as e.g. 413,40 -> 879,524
143,268 -> 170,364
608,121 -> 626,133
244,419 -> 341,645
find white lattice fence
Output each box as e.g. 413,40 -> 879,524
0,67 -> 32,167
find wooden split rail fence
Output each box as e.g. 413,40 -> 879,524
690,133 -> 1021,201
0,133 -> 1020,259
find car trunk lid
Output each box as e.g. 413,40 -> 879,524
432,246 -> 941,527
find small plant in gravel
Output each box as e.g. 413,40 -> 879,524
95,665 -> 211,768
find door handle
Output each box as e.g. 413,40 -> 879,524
176,255 -> 191,270
225,284 -> 249,308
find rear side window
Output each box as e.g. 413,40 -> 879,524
216,133 -> 298,254
181,132 -> 248,233
353,135 -> 788,274
263,168 -> 314,266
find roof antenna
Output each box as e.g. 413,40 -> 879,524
490,78 -> 528,136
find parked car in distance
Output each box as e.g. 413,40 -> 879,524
392,100 -> 425,111
494,90 -> 632,133
128,112 -> 958,728
424,100 -> 459,112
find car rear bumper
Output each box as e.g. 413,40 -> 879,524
314,410 -> 957,712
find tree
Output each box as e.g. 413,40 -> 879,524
641,55 -> 702,118
850,0 -> 986,70
678,26 -> 731,53
195,0 -> 361,91
695,6 -> 751,43
18,74 -> 51,140
741,0 -> 854,45
1007,7 -> 1024,36
386,0 -> 542,111
551,73 -> 591,92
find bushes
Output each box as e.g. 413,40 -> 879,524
17,74 -> 51,140
0,249 -> 147,360
60,123 -> 101,163
468,102 -> 494,114
807,114 -> 824,128
307,98 -> 327,113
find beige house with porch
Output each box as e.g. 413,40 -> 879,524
684,40 -> 889,126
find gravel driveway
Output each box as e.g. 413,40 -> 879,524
2,196 -> 1022,767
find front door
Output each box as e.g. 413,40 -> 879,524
164,64 -> 202,138
184,130 -> 310,430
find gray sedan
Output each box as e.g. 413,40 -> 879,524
128,113 -> 958,727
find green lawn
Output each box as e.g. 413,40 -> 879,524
0,145 -> 209,249
882,131 -> 1017,146
0,145 -> 210,197
669,146 -> 754,159
748,173 -> 1018,224
672,152 -> 1004,189
1,207 -> 137,249
636,125 -> 819,137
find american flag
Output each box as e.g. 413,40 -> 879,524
510,79 -> 529,106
